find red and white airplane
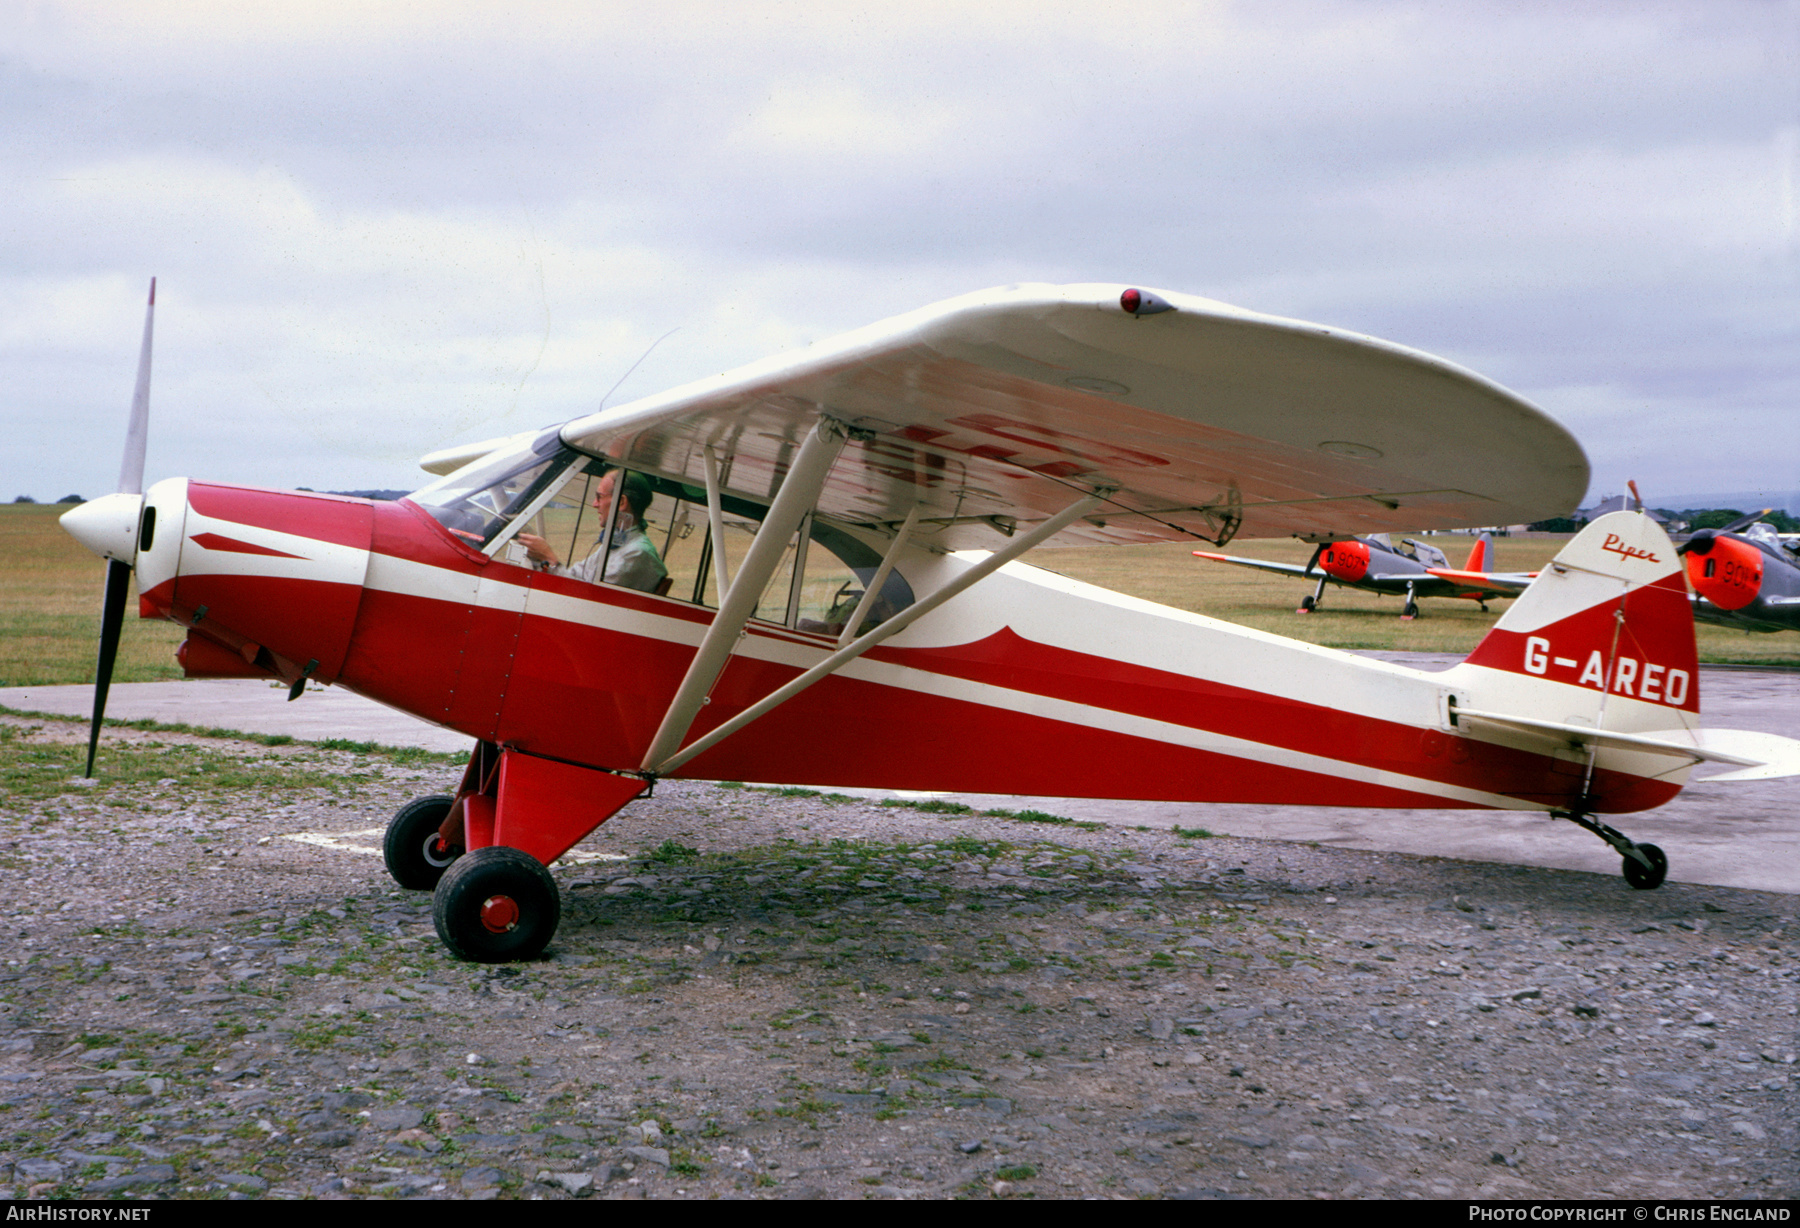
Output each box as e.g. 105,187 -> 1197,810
62,281 -> 1800,962
1194,531 -> 1535,619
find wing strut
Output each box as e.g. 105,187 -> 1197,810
838,502 -> 921,648
649,491 -> 1106,777
702,443 -> 733,602
640,418 -> 851,771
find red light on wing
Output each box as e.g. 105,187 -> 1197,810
1319,540 -> 1370,582
1688,536 -> 1763,611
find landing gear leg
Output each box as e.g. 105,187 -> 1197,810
1297,574 -> 1327,615
1556,809 -> 1668,889
1401,582 -> 1419,622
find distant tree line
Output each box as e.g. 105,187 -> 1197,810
11,494 -> 85,505
1669,508 -> 1800,533
1529,508 -> 1799,534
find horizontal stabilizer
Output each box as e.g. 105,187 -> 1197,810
1452,706 -> 1762,767
1687,729 -> 1800,782
1425,566 -> 1534,592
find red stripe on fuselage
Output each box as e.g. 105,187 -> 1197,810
870,626 -> 1640,805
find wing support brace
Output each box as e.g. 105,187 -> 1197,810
838,502 -> 921,649
641,418 -> 852,772
649,491 -> 1106,777
702,444 -> 733,602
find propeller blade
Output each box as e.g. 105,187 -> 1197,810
1719,507 -> 1774,535
1301,543 -> 1324,576
118,279 -> 155,495
82,277 -> 156,777
84,558 -> 132,777
1678,508 -> 1774,555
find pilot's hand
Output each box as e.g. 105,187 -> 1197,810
516,533 -> 560,566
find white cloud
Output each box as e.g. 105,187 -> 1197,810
2,0 -> 1796,509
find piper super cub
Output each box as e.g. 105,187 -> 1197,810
63,281 -> 1800,962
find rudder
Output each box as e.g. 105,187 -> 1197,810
1462,512 -> 1697,717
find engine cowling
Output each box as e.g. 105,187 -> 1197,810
1685,532 -> 1762,611
1319,540 -> 1371,582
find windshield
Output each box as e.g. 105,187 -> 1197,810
407,430 -> 591,550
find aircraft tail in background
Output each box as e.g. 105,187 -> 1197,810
1461,533 -> 1492,575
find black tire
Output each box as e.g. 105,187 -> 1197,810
1402,600 -> 1420,620
433,846 -> 560,963
1297,596 -> 1316,613
1622,843 -> 1668,890
383,794 -> 459,891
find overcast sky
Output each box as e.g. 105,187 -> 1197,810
5,1 -> 1797,514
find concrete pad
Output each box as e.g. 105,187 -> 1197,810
4,656 -> 1795,893
0,679 -> 475,753
812,656 -> 1800,895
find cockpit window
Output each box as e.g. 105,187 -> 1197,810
794,519 -> 914,638
407,430 -> 581,550
409,448 -> 916,633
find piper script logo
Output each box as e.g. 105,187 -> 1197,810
1600,533 -> 1661,564
1523,636 -> 1689,705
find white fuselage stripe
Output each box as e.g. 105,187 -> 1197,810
347,551 -> 1529,809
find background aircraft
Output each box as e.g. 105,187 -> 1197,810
1194,533 -> 1534,619
61,282 -> 1800,963
1681,510 -> 1800,633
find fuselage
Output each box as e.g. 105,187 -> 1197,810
127,476 -> 1692,816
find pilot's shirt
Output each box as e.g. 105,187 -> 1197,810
562,525 -> 666,592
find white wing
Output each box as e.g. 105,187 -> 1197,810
557,283 -> 1588,550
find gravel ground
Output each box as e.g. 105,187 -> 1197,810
0,716 -> 1794,1201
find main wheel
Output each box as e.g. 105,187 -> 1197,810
433,846 -> 561,963
383,794 -> 459,890
1297,595 -> 1316,613
1622,843 -> 1668,890
1402,599 -> 1420,620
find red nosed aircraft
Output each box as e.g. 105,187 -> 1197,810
1679,510 -> 1800,633
62,281 -> 1800,962
1194,532 -> 1535,619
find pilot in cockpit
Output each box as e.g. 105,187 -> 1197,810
515,470 -> 668,593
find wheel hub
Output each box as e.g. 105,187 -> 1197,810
479,894 -> 520,933
423,833 -> 458,869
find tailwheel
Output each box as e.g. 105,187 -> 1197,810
383,794 -> 460,890
433,846 -> 561,963
1622,843 -> 1668,890
1558,810 -> 1670,891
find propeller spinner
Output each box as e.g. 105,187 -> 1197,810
60,277 -> 155,776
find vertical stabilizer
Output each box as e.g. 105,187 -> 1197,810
1460,512 -> 1698,723
1462,533 -> 1491,574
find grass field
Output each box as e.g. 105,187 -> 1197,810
4,502 -> 1795,689
1,504 -> 185,687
